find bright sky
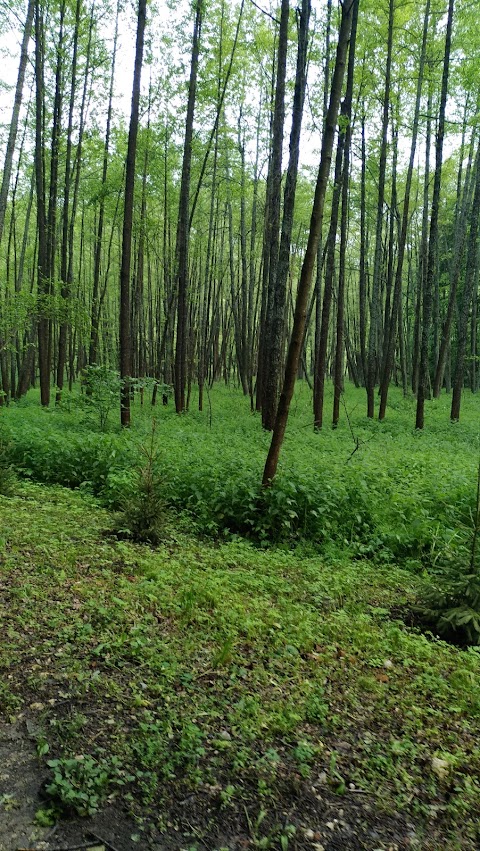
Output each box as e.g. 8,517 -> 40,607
0,0 -> 462,181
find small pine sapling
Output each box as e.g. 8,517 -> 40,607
117,419 -> 166,544
418,457 -> 480,645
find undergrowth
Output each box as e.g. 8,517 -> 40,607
1,481 -> 480,849
0,382 -> 477,570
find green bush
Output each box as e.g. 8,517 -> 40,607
1,383 -> 479,563
44,755 -> 112,816
115,421 -> 166,544
419,566 -> 480,645
416,460 -> 480,645
0,430 -> 15,496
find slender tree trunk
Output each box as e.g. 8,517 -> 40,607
412,85 -> 432,394
451,139 -> 480,420
333,0 -> 358,427
119,0 -> 147,427
358,109 -> 367,386
260,0 -> 290,428
0,0 -> 34,247
56,0 -> 81,401
263,0 -> 356,485
378,0 -> 430,419
313,0 -> 332,400
313,106 -> 346,428
174,0 -> 203,413
416,0 -> 454,429
89,0 -> 119,367
263,0 -> 311,429
433,126 -> 475,396
34,0 -> 50,407
366,0 -> 394,418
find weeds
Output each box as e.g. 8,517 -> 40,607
1,479 -> 480,846
417,458 -> 480,645
115,419 -> 166,544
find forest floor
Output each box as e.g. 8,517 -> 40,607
1,480 -> 479,851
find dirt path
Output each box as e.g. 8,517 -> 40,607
0,721 -> 165,851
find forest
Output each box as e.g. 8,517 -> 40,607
1,0 -> 480,849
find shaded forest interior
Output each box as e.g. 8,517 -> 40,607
0,0 -> 479,447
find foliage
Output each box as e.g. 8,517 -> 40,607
2,384 -> 479,569
1,479 -> 480,847
0,429 -> 15,496
419,568 -> 480,645
80,365 -> 122,431
43,754 -> 115,816
417,459 -> 480,645
115,419 -> 166,544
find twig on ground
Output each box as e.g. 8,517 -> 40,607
86,831 -> 122,851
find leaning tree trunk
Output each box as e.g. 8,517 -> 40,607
263,0 -> 356,485
263,0 -> 311,430
0,0 -> 34,247
259,0 -> 289,428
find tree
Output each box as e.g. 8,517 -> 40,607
263,0 -> 357,485
174,0 -> 204,414
415,0 -> 454,430
119,0 -> 147,427
378,0 -> 430,420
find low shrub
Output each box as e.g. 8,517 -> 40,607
416,460 -> 480,645
2,383 -> 479,564
115,421 -> 167,544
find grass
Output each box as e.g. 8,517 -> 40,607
1,382 -> 480,848
1,381 -> 479,561
0,479 -> 479,847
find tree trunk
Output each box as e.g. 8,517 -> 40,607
263,0 -> 356,485
451,138 -> 480,420
0,0 -> 34,247
378,0 -> 430,419
89,0 -> 119,367
119,0 -> 147,427
366,0 -> 394,418
332,0 -> 358,427
416,0 -> 454,429
174,0 -> 203,413
263,0 -> 311,429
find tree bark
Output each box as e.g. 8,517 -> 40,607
263,0 -> 311,429
366,0 -> 394,418
119,0 -> 147,427
416,0 -> 454,429
263,0 -> 356,485
378,0 -> 430,419
174,0 -> 203,413
0,0 -> 34,247
451,138 -> 480,421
